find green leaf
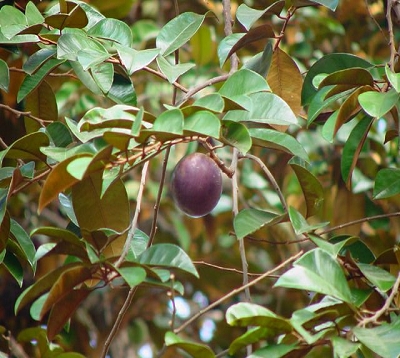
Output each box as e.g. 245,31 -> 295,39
373,168 -> 400,199
356,263 -> 396,292
341,116 -> 373,188
156,55 -> 195,84
385,64 -> 400,92
353,318 -> 400,358
138,243 -> 199,278
164,332 -> 215,358
25,2 -> 44,26
22,48 -> 56,75
117,46 -> 159,75
88,18 -> 133,46
274,248 -> 353,304
250,128 -> 309,162
0,59 -> 10,92
302,54 -> 373,106
183,110 -> 221,138
312,0 -> 339,11
236,2 -> 285,30
358,90 -> 399,118
152,108 -> 184,135
46,122 -> 73,147
91,62 -> 114,94
17,58 -> 65,102
2,132 -> 49,163
107,73 -> 137,105
319,68 -> 374,88
289,159 -> 324,216
70,60 -> 102,95
10,219 -> 36,272
0,5 -> 27,39
156,12 -> 206,56
219,69 -> 270,99
192,93 -> 224,113
228,327 -> 276,355
221,120 -> 252,154
288,207 -> 328,235
248,344 -> 298,358
234,209 -> 282,239
116,266 -> 146,288
331,337 -> 360,358
243,41 -> 273,78
226,303 -> 292,332
3,251 -> 23,287
218,33 -> 245,67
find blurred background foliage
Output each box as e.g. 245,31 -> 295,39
0,0 -> 399,357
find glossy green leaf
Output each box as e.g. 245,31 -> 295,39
236,2 -> 285,30
358,90 -> 399,118
234,209 -> 282,239
156,55 -> 195,84
0,211 -> 10,254
183,110 -> 221,138
248,344 -> 298,358
46,122 -> 73,148
88,18 -> 132,46
221,120 -> 252,154
311,0 -> 339,10
126,229 -> 149,260
2,132 -> 49,163
3,252 -> 23,287
341,116 -> 373,188
70,60 -> 102,95
274,248 -> 353,303
138,243 -> 199,278
373,168 -> 400,199
22,48 -> 56,75
356,263 -> 396,292
116,266 -> 146,288
250,128 -> 309,162
10,219 -> 36,272
218,33 -> 245,67
107,73 -> 137,105
0,5 -> 27,39
302,54 -> 373,106
226,303 -> 292,332
165,332 -> 215,358
156,12 -> 206,56
289,159 -> 324,216
353,318 -> 400,358
0,59 -> 9,92
219,68 -> 269,100
192,93 -> 225,113
288,207 -> 328,235
17,58 -> 65,102
150,108 -> 184,136
385,64 -> 400,92
25,2 -> 44,26
117,46 -> 159,75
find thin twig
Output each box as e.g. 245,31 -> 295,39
148,146 -> 171,247
100,287 -> 139,358
387,0 -> 397,70
274,6 -> 297,51
0,104 -> 51,126
241,153 -> 288,212
193,260 -> 279,277
357,271 -> 400,326
317,211 -> 400,235
143,66 -> 188,93
115,161 -> 150,268
174,250 -> 303,334
222,0 -> 239,72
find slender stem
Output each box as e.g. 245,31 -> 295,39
143,66 -> 188,93
174,251 -> 303,334
115,161 -> 150,268
274,7 -> 297,51
358,271 -> 400,326
148,146 -> 171,247
387,0 -> 397,70
222,0 -> 239,72
317,211 -> 400,235
242,153 -> 288,212
0,103 -> 51,126
100,287 -> 139,358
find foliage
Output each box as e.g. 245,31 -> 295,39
0,0 -> 399,357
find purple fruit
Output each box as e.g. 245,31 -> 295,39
171,153 -> 222,218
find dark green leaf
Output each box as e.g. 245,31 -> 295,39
107,73 -> 137,105
234,209 -> 283,239
373,168 -> 400,199
221,120 -> 252,154
10,219 -> 36,272
116,266 -> 146,288
248,344 -> 298,358
0,59 -> 9,92
243,41 -> 273,78
3,251 -> 23,287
